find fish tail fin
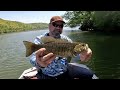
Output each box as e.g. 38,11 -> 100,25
23,41 -> 35,57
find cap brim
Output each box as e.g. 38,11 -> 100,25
52,20 -> 65,23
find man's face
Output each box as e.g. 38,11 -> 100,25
49,21 -> 64,38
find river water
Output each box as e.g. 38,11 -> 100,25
0,27 -> 120,79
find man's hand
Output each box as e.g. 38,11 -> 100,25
35,48 -> 56,67
80,48 -> 92,62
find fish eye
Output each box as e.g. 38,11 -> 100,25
81,44 -> 85,46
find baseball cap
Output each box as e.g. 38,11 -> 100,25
50,16 -> 65,23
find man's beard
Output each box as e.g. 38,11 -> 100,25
51,30 -> 61,38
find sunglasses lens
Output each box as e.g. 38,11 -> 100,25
52,23 -> 63,28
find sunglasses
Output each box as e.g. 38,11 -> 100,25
52,22 -> 64,28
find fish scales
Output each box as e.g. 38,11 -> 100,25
41,42 -> 76,57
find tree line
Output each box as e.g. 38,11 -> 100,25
62,11 -> 120,33
0,18 -> 48,34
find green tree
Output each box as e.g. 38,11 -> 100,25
62,11 -> 94,31
63,11 -> 120,33
93,11 -> 120,32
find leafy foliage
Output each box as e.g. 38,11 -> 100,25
62,11 -> 94,28
93,11 -> 120,32
62,11 -> 120,33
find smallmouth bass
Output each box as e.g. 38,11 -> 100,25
23,36 -> 89,58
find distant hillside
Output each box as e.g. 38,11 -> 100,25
0,18 -> 48,34
29,23 -> 48,30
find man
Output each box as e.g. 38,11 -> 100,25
29,16 -> 96,79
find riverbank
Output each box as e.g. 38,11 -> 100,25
89,30 -> 120,35
0,28 -> 48,35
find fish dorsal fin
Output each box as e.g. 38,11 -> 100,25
41,36 -> 69,44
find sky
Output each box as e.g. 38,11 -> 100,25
0,11 -> 66,23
